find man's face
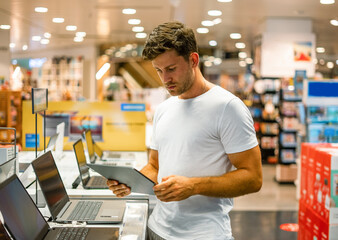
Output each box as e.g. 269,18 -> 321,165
152,50 -> 194,97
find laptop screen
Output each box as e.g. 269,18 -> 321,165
84,130 -> 96,162
73,139 -> 90,183
31,151 -> 69,219
0,175 -> 49,240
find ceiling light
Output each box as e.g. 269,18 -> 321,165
239,61 -> 246,67
320,0 -> 335,4
238,52 -> 247,58
202,20 -> 214,27
230,33 -> 241,39
316,47 -> 325,53
66,25 -> 77,31
214,58 -> 222,65
208,10 -> 222,16
313,59 -> 318,64
9,43 -> 15,48
235,42 -> 246,49
53,18 -> 64,23
0,25 -> 11,30
44,32 -> 51,38
122,8 -> 136,14
213,18 -> 222,25
209,40 -> 217,46
74,36 -> 84,42
327,62 -> 334,69
128,19 -> 141,25
196,28 -> 209,34
330,19 -> 338,26
132,26 -> 144,32
22,45 -> 28,51
204,61 -> 212,67
32,36 -> 41,41
35,7 -> 48,13
40,39 -> 49,44
218,0 -> 232,2
319,59 -> 325,65
135,33 -> 147,38
336,59 -> 338,65
245,58 -> 253,64
76,32 -> 86,37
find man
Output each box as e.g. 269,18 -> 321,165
108,21 -> 262,240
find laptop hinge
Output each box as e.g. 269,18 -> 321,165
56,201 -> 72,219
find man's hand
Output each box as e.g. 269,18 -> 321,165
107,180 -> 131,198
153,175 -> 195,202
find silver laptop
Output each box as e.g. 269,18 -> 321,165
31,151 -> 126,224
0,175 -> 120,240
73,139 -> 109,189
84,129 -> 135,166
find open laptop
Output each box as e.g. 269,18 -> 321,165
84,129 -> 135,166
0,175 -> 119,240
31,151 -> 126,224
73,139 -> 109,189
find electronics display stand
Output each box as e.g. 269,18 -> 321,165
31,88 -> 48,208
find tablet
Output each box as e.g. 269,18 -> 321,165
87,164 -> 155,195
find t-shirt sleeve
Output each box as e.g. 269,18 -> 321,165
219,98 -> 258,154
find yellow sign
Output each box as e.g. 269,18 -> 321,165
22,101 -> 147,151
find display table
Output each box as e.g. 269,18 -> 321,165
18,150 -> 150,240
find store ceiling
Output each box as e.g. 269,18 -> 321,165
0,0 -> 337,61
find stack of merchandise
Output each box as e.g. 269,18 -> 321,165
298,143 -> 338,239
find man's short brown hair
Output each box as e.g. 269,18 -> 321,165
142,21 -> 198,61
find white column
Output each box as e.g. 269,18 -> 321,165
0,29 -> 10,84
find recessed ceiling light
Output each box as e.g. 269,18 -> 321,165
204,61 -> 212,67
122,8 -> 136,14
9,43 -> 15,48
35,7 -> 48,13
32,36 -> 41,41
239,61 -> 246,67
52,18 -> 64,23
316,47 -> 325,53
66,25 -> 77,31
319,59 -> 325,65
208,10 -> 222,16
22,45 -> 28,51
330,19 -> 338,26
196,28 -> 209,34
238,52 -> 247,58
213,18 -> 222,25
230,33 -> 241,39
128,19 -> 141,25
76,32 -> 86,37
327,62 -> 334,69
235,42 -> 246,49
0,25 -> 11,30
336,59 -> 338,65
209,40 -> 217,46
245,58 -> 253,64
202,20 -> 214,27
40,39 -> 49,44
135,33 -> 147,38
74,36 -> 84,42
320,0 -> 335,4
132,26 -> 144,32
214,58 -> 222,65
44,32 -> 51,38
218,0 -> 232,2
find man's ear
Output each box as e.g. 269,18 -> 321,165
190,52 -> 199,68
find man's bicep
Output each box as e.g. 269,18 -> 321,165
148,149 -> 159,170
228,145 -> 262,176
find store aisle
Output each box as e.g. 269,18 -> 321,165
232,164 -> 298,240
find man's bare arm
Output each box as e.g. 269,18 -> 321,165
154,145 -> 262,202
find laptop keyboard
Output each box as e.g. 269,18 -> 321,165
56,227 -> 89,240
67,201 -> 103,221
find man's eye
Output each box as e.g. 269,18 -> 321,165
168,68 -> 175,72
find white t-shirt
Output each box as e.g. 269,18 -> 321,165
148,86 -> 258,240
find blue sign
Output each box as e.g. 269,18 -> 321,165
121,103 -> 145,112
26,134 -> 39,148
308,82 -> 338,97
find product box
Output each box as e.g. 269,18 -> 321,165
0,145 -> 15,165
275,164 -> 297,182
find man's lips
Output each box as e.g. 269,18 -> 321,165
166,84 -> 176,90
